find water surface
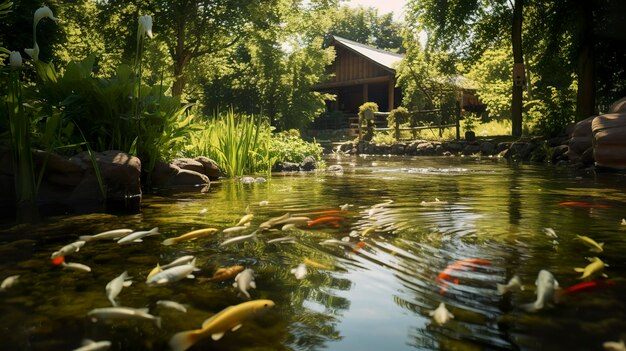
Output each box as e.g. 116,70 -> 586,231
2,155 -> 626,351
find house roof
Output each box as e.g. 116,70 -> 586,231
331,35 -> 404,73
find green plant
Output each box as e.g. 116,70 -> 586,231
387,106 -> 410,128
462,113 -> 481,133
267,129 -> 324,165
358,102 -> 379,126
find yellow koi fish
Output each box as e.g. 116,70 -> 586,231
169,299 -> 275,351
303,257 -> 333,270
574,257 -> 608,279
197,265 -> 244,283
147,264 -> 162,281
576,235 -> 604,253
162,228 -> 218,246
235,214 -> 254,227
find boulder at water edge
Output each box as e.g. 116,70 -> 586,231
592,112 -> 626,170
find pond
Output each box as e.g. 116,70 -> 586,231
2,155 -> 626,351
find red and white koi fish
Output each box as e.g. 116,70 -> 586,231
561,279 -> 615,295
436,258 -> 492,294
307,216 -> 345,228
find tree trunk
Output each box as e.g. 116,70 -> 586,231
511,0 -> 524,137
172,10 -> 187,97
575,0 -> 595,121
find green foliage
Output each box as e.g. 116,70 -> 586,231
267,129 -> 324,165
387,107 -> 410,128
327,5 -> 403,52
462,113 -> 480,132
358,102 -> 378,126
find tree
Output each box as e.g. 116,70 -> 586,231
327,5 -> 403,52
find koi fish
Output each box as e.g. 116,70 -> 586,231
621,219 -> 626,226
79,229 -> 133,242
219,231 -> 257,247
340,204 -> 349,211
0,275 -> 20,291
429,302 -> 454,325
51,255 -> 65,266
307,216 -> 345,228
198,265 -> 244,283
162,228 -> 219,246
117,227 -> 160,244
51,240 -> 86,259
576,235 -> 604,253
235,214 -> 254,226
436,259 -> 492,294
575,257 -> 608,279
198,208 -> 208,216
147,261 -> 198,286
62,262 -> 92,272
222,224 -> 251,236
523,270 -> 559,312
147,264 -> 162,280
168,299 -> 275,351
157,300 -> 187,313
71,339 -> 112,351
303,257 -> 333,270
496,275 -> 524,295
233,268 -> 256,299
88,307 -> 161,328
274,216 -> 311,226
161,255 -> 196,270
561,279 -> 615,294
558,201 -> 610,209
291,264 -> 308,280
267,236 -> 296,244
106,271 -> 132,307
259,213 -> 290,229
543,228 -> 558,238
604,340 -> 626,351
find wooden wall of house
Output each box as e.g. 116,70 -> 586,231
328,46 -> 393,83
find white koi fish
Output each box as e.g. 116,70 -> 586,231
576,235 -> 604,253
161,255 -> 195,270
62,262 -> 92,272
497,275 -> 524,295
88,307 -> 161,328
198,208 -> 208,216
604,340 -> 626,351
147,264 -> 162,281
71,339 -> 112,351
106,271 -> 132,307
147,262 -> 198,286
543,228 -> 558,238
340,203 -> 349,211
291,264 -> 308,280
51,240 -> 86,259
621,219 -> 626,226
267,236 -> 296,244
219,231 -> 257,247
157,300 -> 187,313
168,299 -> 275,351
259,200 -> 269,206
79,229 -> 133,242
259,213 -> 290,229
429,302 -> 454,325
523,270 -> 559,312
117,227 -> 159,244
222,224 -> 250,235
0,275 -> 20,291
575,257 -> 608,279
233,268 -> 256,299
273,216 -> 311,226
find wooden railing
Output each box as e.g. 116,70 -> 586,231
358,103 -> 462,141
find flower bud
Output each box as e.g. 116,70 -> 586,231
138,15 -> 153,40
24,43 -> 40,61
34,6 -> 59,28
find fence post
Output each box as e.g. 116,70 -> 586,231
395,119 -> 400,141
455,102 -> 461,140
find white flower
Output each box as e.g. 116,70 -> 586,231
138,15 -> 153,40
24,43 -> 40,61
9,51 -> 23,67
34,6 -> 59,28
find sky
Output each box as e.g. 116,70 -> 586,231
343,0 -> 408,21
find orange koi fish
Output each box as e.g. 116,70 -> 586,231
307,216 -> 345,228
436,258 -> 492,294
562,279 -> 615,294
197,265 -> 245,283
558,201 -> 610,209
51,256 -> 65,266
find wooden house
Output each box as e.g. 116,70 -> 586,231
313,36 -> 403,128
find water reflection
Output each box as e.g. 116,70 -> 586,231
1,156 -> 626,350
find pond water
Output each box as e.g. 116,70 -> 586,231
2,155 -> 626,351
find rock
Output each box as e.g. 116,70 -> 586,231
300,156 -> 317,171
480,141 -> 496,155
417,142 -> 435,155
151,160 -> 209,189
551,145 -> 569,163
580,147 -> 595,166
241,176 -> 256,184
171,158 -> 204,174
273,162 -> 299,172
172,169 -> 210,187
339,142 -> 353,153
194,156 -> 223,180
608,97 -> 626,113
462,143 -> 481,155
592,111 -> 626,169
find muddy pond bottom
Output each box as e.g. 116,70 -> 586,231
2,155 -> 626,351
